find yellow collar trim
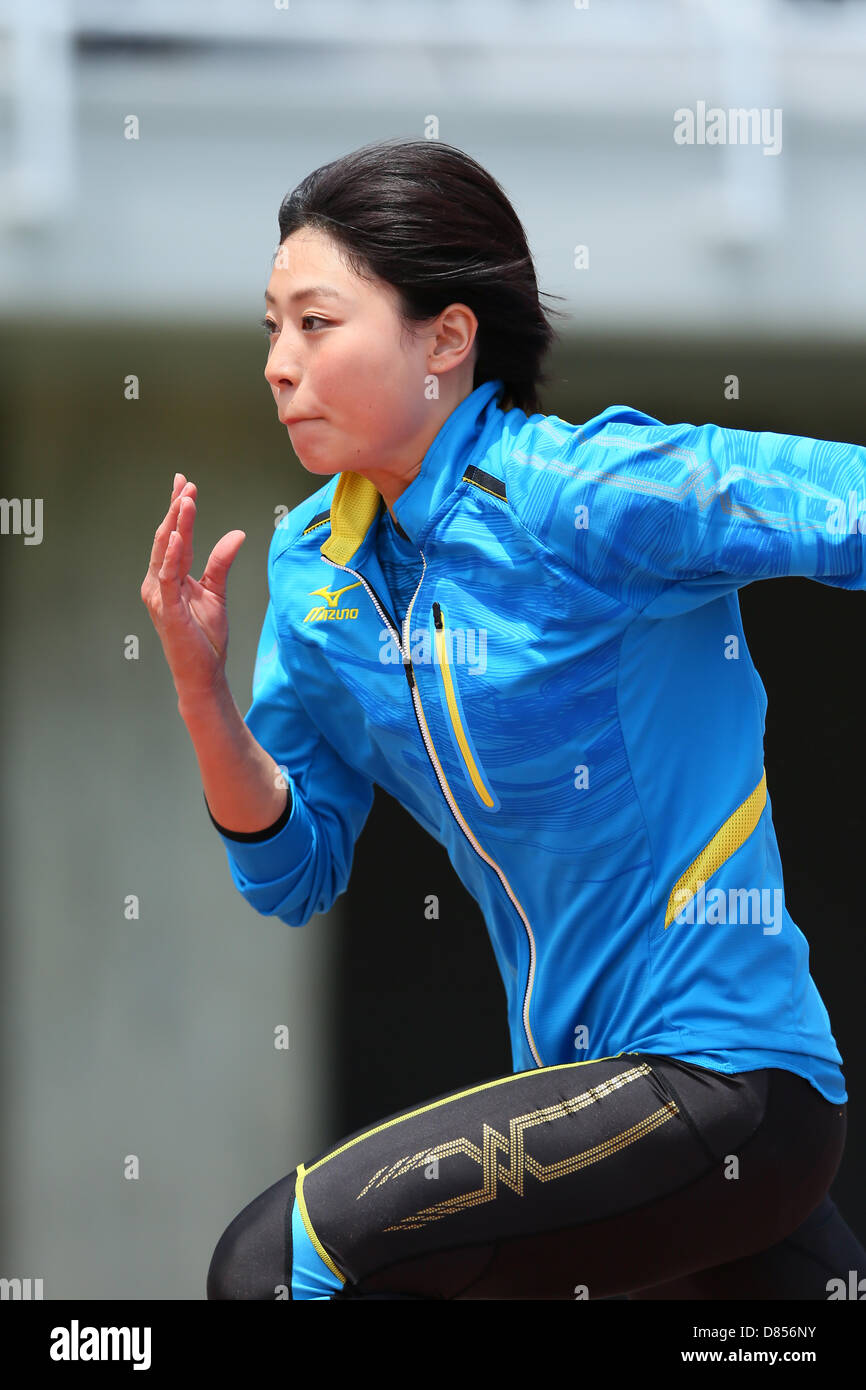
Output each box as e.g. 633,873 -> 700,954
319,471 -> 382,567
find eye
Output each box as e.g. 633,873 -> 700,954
259,315 -> 328,337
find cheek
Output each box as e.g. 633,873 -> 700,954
323,362 -> 410,424
314,331 -> 419,436
313,344 -> 385,402
332,322 -> 408,379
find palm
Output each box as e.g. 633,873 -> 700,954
183,570 -> 229,659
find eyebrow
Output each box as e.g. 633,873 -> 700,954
264,284 -> 347,306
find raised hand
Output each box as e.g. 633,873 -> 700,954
141,473 -> 247,703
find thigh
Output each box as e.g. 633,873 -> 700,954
302,1053 -> 820,1299
208,1054 -> 845,1300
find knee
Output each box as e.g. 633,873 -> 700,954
206,1218 -> 253,1300
206,1170 -> 297,1300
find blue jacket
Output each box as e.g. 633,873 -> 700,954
209,378 -> 866,1103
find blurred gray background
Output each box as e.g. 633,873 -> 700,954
1,0 -> 864,1299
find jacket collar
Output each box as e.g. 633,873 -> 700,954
320,378 -> 505,567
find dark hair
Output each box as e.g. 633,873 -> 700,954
276,137 -> 566,416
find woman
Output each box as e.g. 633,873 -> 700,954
141,137 -> 866,1300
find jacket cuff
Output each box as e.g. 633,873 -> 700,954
204,786 -> 316,883
204,788 -> 292,841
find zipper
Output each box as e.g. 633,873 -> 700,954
324,552 -> 543,1068
431,601 -> 495,808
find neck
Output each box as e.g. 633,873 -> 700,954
356,374 -> 478,519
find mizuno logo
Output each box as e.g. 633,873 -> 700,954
304,579 -> 362,623
309,581 -> 363,607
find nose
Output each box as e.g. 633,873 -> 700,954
263,328 -> 301,391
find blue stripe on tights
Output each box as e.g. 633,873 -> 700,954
290,1195 -> 344,1300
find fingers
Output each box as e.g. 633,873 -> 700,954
173,493 -> 196,581
145,476 -> 197,588
157,524 -> 185,599
200,531 -> 246,597
142,478 -> 244,614
159,492 -> 199,590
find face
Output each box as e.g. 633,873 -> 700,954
262,226 -> 474,480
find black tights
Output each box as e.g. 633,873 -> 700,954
206,1053 -> 865,1300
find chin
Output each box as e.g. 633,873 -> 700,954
297,462 -> 342,480
291,447 -> 341,477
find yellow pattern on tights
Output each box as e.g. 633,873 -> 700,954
354,1063 -> 679,1232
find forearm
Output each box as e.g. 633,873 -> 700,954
178,678 -> 288,834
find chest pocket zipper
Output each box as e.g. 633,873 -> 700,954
431,601 -> 498,811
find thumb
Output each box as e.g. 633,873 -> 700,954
200,530 -> 246,596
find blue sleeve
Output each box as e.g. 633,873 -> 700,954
545,411 -> 866,617
209,596 -> 375,927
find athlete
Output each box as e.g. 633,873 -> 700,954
141,138 -> 866,1299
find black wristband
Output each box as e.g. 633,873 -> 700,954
204,786 -> 292,842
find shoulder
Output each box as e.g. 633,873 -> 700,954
496,401 -> 667,500
484,400 -> 718,610
490,400 -> 672,544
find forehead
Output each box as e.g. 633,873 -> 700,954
267,228 -> 356,297
265,226 -> 403,317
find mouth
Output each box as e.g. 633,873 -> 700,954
281,416 -> 321,427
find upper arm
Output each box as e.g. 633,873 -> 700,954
538,413 -> 866,618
